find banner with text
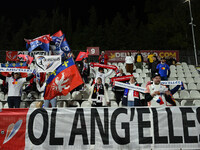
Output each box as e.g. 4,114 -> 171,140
106,50 -> 179,62
6,51 -> 50,61
0,107 -> 200,150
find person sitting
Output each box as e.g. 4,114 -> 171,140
88,77 -> 109,107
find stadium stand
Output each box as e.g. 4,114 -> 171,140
0,61 -> 200,108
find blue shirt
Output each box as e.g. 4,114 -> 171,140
156,63 -> 170,77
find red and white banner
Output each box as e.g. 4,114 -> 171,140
6,51 -> 50,62
105,50 -> 179,62
0,107 -> 200,149
87,47 -> 100,56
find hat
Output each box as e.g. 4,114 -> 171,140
153,72 -> 161,78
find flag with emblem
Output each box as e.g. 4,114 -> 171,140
44,57 -> 83,100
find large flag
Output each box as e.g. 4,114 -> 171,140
51,30 -> 71,57
75,50 -> 89,61
44,57 -> 83,100
25,34 -> 52,52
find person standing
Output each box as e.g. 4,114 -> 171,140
156,57 -> 170,81
134,50 -> 143,69
36,73 -> 57,108
147,50 -> 155,69
123,76 -> 141,106
151,55 -> 160,78
125,52 -> 134,74
112,69 -> 126,104
99,51 -> 108,65
81,58 -> 90,84
0,72 -> 35,108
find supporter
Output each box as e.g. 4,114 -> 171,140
81,58 -> 90,84
112,69 -> 126,104
156,57 -> 170,81
145,73 -> 176,106
99,51 -> 108,65
0,71 -> 35,108
88,77 -> 109,107
90,67 -> 113,87
151,55 -> 160,78
167,55 -> 177,66
147,50 -> 155,69
134,50 -> 143,69
125,52 -> 134,74
36,73 -> 57,108
122,76 -> 141,106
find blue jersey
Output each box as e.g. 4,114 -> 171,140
156,63 -> 170,77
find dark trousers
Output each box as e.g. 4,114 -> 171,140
7,96 -> 21,108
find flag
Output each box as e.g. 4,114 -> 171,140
25,34 -> 52,52
51,30 -> 71,57
44,57 -> 83,100
75,50 -> 89,61
18,54 -> 34,65
1,62 -> 28,77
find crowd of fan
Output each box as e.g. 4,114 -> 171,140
0,50 -> 199,109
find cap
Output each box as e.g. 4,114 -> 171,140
153,72 -> 161,78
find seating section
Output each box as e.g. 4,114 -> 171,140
1,61 -> 200,108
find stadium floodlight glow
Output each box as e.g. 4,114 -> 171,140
184,0 -> 198,66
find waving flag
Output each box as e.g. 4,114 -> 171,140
18,54 -> 34,65
25,34 -> 52,52
75,50 -> 89,61
51,30 -> 71,57
44,57 -> 83,100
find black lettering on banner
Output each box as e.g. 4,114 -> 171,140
166,108 -> 183,143
180,107 -> 198,143
130,108 -> 135,121
151,108 -> 168,144
196,107 -> 200,141
111,108 -> 130,145
90,108 -> 109,145
50,109 -> 64,145
68,108 -> 88,145
137,108 -> 152,144
28,108 -> 49,145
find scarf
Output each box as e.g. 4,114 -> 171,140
90,62 -> 119,74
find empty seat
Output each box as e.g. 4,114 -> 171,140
137,77 -> 144,84
185,72 -> 192,78
194,77 -> 200,83
170,72 -> 177,78
136,69 -> 142,74
181,100 -> 194,106
0,92 -> 5,101
173,92 -> 179,99
110,101 -> 118,107
3,103 -> 9,108
178,77 -> 186,83
190,90 -> 200,99
132,73 -> 139,78
193,100 -> 200,106
177,73 -> 185,78
185,77 -> 194,83
81,101 -> 91,107
107,91 -> 115,100
197,83 -> 200,90
0,102 -> 2,108
180,91 -> 190,99
140,73 -> 147,78
188,83 -> 197,90
72,91 -> 82,100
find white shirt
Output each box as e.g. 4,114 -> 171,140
6,77 -> 26,97
128,83 -> 138,101
125,56 -> 134,64
91,67 -> 113,85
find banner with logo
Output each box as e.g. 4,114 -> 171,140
0,107 -> 200,150
35,55 -> 61,72
106,50 -> 179,62
6,51 -> 50,62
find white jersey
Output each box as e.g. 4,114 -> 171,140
146,83 -> 168,106
6,77 -> 26,97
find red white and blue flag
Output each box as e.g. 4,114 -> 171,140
75,50 -> 89,61
44,57 -> 83,100
51,30 -> 71,57
25,34 -> 52,52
